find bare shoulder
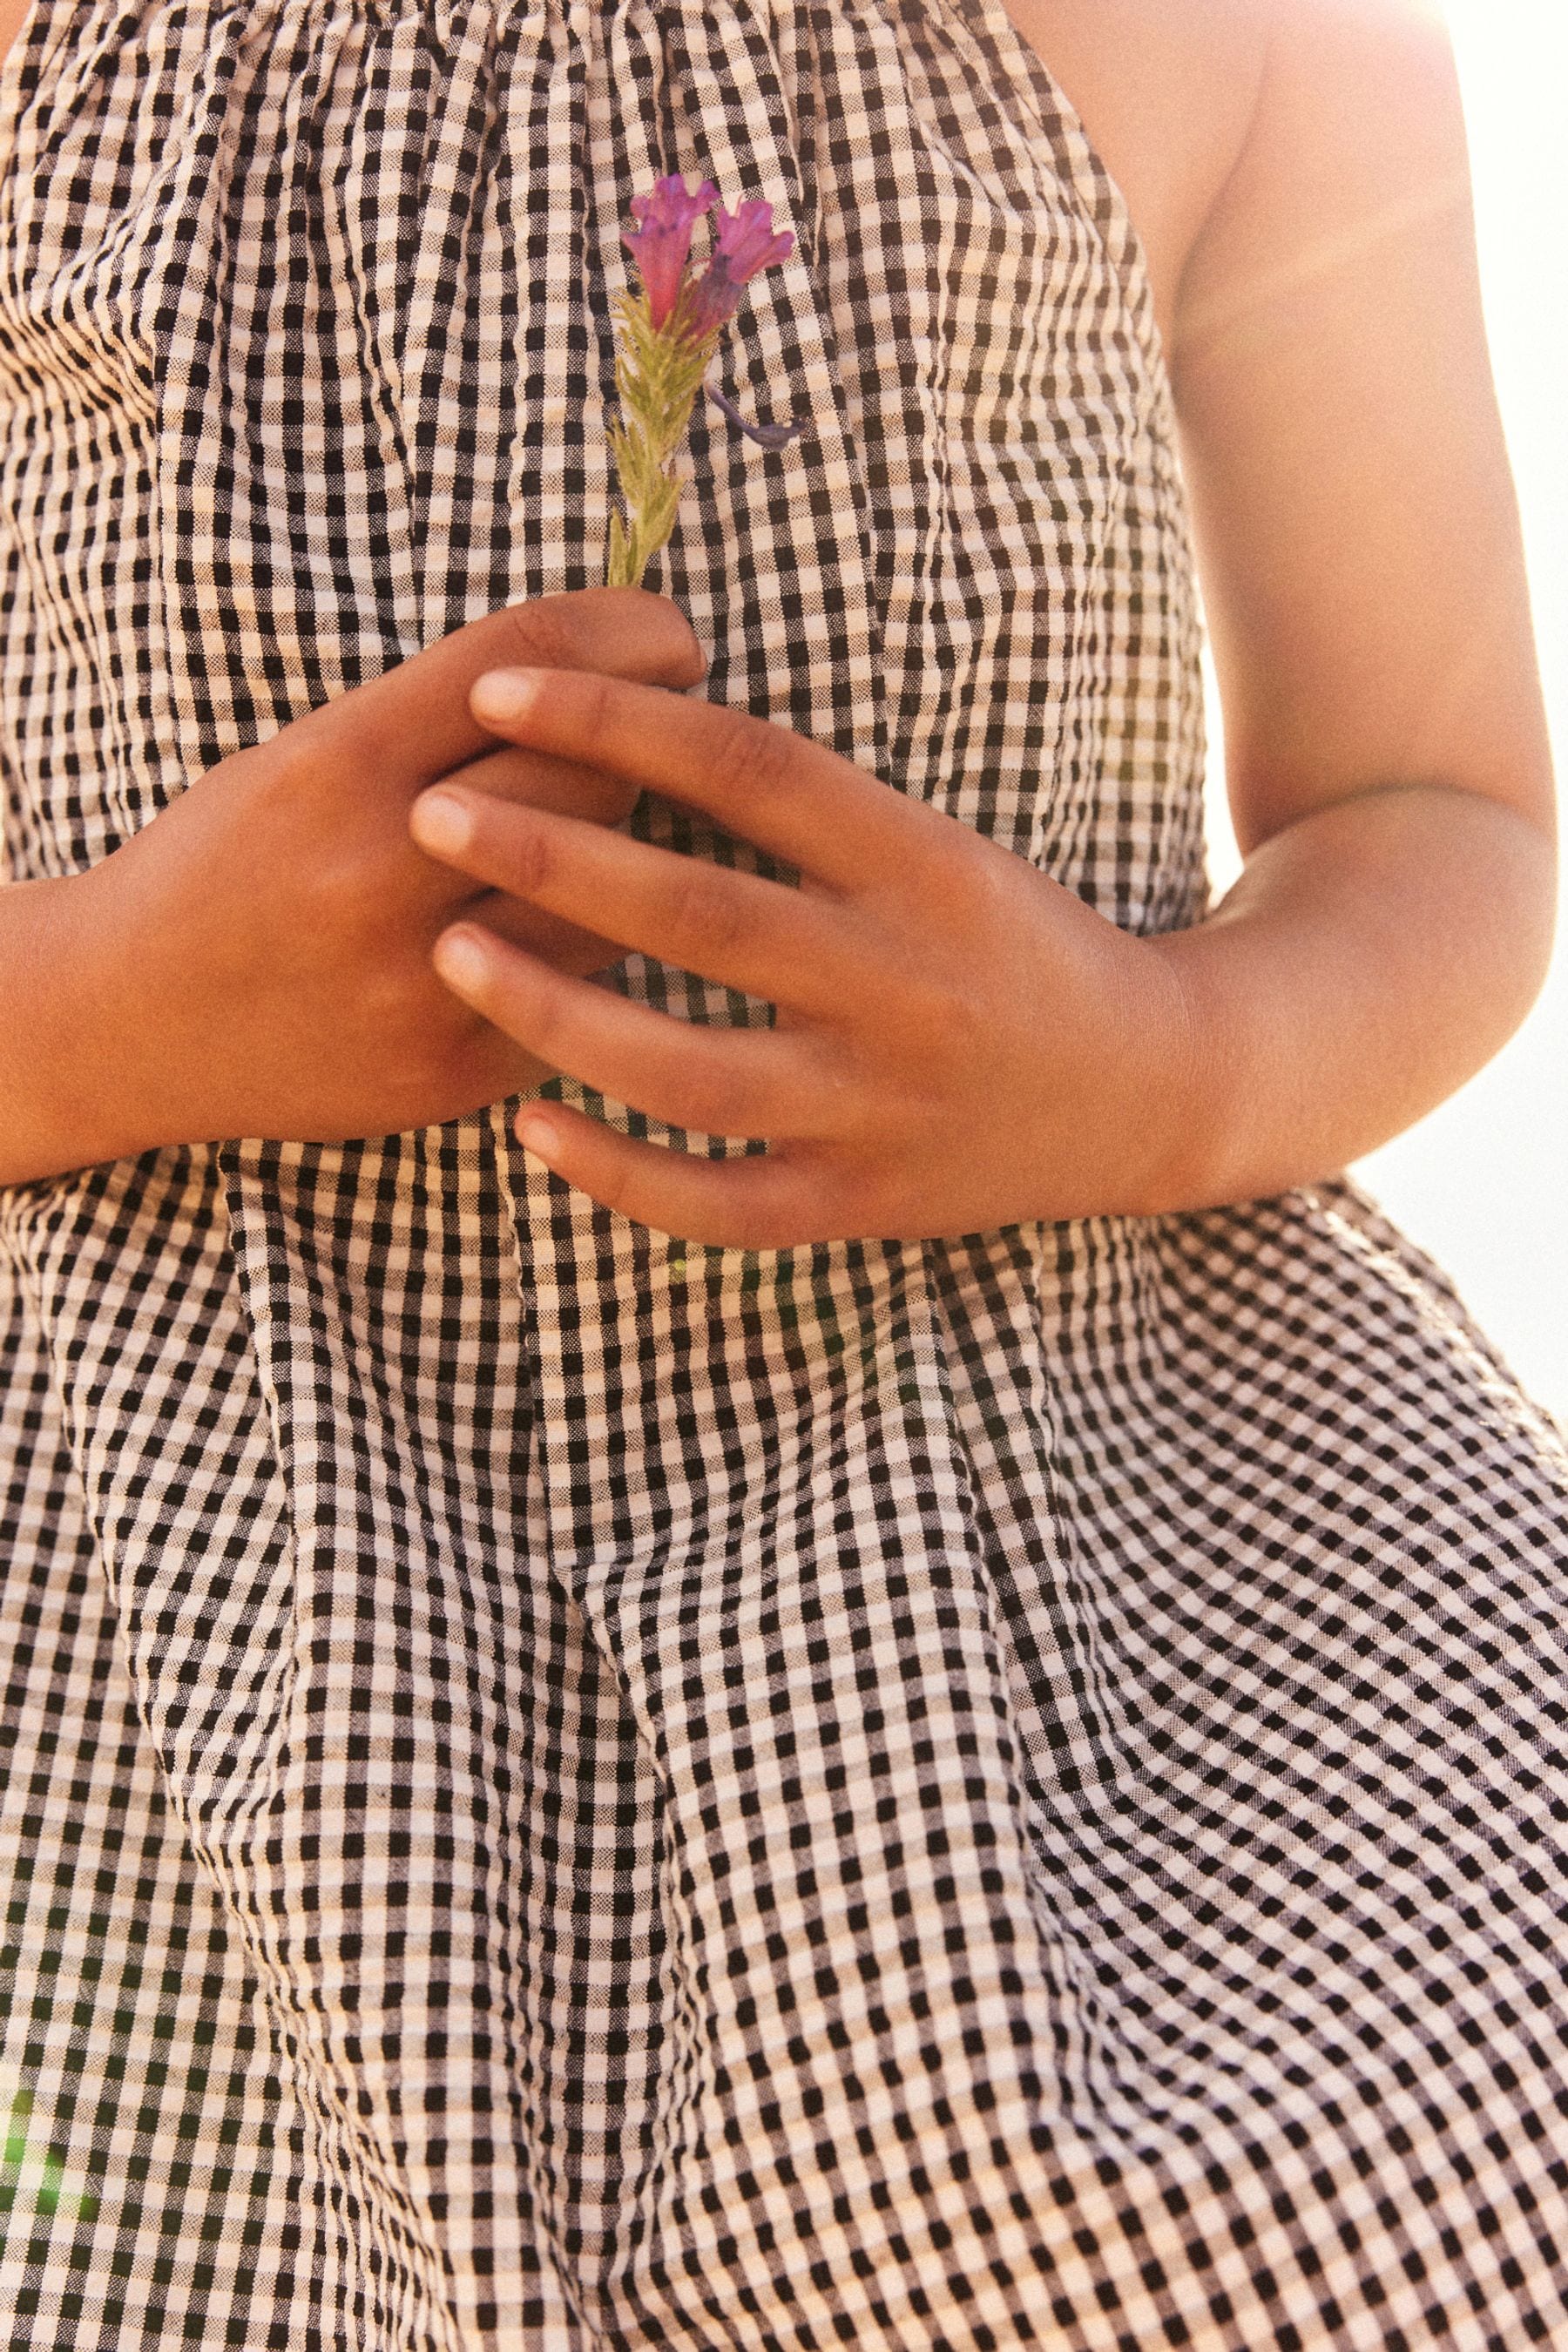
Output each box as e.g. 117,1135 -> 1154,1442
1174,0 -> 1470,373
998,0 -> 1462,355
998,0 -> 1270,343
1005,1 -> 1551,853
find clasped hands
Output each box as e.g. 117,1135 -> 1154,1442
411,640 -> 1198,1248
48,585 -> 1197,1224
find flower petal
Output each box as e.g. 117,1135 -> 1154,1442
622,175 -> 719,329
681,198 -> 794,339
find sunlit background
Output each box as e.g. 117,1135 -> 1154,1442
1206,0 -> 1568,1427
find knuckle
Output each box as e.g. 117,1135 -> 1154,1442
585,585 -> 702,677
616,590 -> 705,686
497,810 -> 556,901
666,865 -> 747,961
571,759 -> 642,827
304,848 -> 380,941
901,957 -> 982,1062
720,1166 -> 808,1254
506,585 -> 704,690
714,711 -> 796,804
260,730 -> 357,825
499,996 -> 556,1072
259,728 -> 321,794
730,1207 -> 798,1254
680,1058 -> 761,1143
493,587 -> 702,691
548,667 -> 616,759
498,594 -> 580,673
605,1176 -> 646,1229
513,968 -> 566,1059
582,1146 -> 652,1232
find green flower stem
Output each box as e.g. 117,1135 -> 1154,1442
605,289 -> 721,589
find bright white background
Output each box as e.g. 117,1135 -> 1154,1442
1206,0 -> 1568,1426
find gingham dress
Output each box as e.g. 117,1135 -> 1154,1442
3,3 -> 1568,2347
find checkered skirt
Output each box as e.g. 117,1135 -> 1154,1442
3,3 -> 1568,2345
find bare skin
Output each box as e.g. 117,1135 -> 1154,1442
401,0 -> 1557,1242
0,5 -> 709,1178
0,0 -> 1557,1234
0,593 -> 706,1180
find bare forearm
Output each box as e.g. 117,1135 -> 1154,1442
1151,785 -> 1558,1211
0,873 -> 139,1186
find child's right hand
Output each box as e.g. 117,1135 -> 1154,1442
3,588 -> 704,1182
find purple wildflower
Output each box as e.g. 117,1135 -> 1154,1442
622,174 -> 717,329
681,199 -> 794,341
606,180 -> 801,587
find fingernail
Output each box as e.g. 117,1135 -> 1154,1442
433,927 -> 491,995
516,1112 -> 558,1159
472,667 -> 544,728
410,789 -> 472,855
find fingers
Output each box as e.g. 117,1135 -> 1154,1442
412,786 -> 859,1015
462,890 -> 632,983
468,668 -> 921,895
511,1100 -> 831,1250
443,743 -> 643,828
433,923 -> 824,1142
402,746 -> 645,922
302,588 -> 706,788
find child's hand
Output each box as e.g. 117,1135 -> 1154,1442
409,667 -> 1197,1246
46,592 -> 704,1172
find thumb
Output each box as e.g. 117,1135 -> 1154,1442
299,588 -> 706,787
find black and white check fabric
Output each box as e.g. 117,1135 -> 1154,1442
3,3 -> 1567,2346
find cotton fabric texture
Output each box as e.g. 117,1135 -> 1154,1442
2,3 -> 1567,2346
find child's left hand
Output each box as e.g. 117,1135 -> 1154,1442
408,666 -> 1197,1247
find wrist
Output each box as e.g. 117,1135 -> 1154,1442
1119,927 -> 1244,1216
0,866 -> 159,1186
